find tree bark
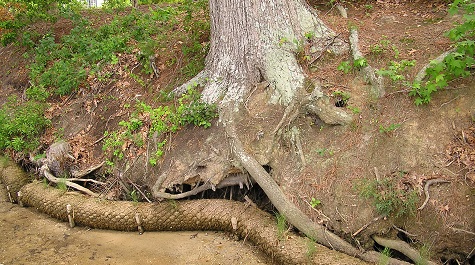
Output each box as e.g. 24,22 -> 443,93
202,0 -> 345,105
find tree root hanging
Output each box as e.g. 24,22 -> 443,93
154,173 -> 253,200
222,107 -> 415,265
41,165 -> 100,197
372,235 -> 438,265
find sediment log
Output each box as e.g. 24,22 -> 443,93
0,158 -> 367,265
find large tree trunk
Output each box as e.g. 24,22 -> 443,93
181,0 -> 346,105
168,1 -> 432,264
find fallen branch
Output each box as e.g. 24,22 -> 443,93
418,178 -> 450,210
41,165 -> 99,197
373,235 -> 438,265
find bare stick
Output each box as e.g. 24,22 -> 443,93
392,225 -> 417,237
135,213 -> 144,234
6,185 -> 13,203
41,165 -> 99,197
67,204 -> 75,228
418,179 -> 450,210
17,191 -> 23,207
353,215 -> 383,237
449,226 -> 475,236
71,162 -> 105,178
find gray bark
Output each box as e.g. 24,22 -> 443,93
202,0 -> 345,106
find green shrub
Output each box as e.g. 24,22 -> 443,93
103,88 -> 217,165
356,175 -> 418,217
410,0 -> 475,105
0,96 -> 50,152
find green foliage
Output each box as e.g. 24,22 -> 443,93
379,247 -> 391,265
57,178 -> 68,192
356,176 -> 418,217
306,238 -> 317,259
103,88 -> 217,165
275,212 -> 288,240
377,60 -> 415,84
102,0 -> 131,9
0,96 -> 50,152
337,60 -> 351,74
353,57 -> 368,69
129,189 -> 139,203
379,123 -> 401,134
0,0 -> 85,45
410,0 -> 475,105
310,197 -> 321,208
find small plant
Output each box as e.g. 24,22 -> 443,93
379,123 -> 401,134
347,105 -> 361,114
337,60 -> 352,74
353,57 -> 368,69
356,175 -> 418,217
377,60 -> 415,85
57,178 -> 68,192
304,31 -> 315,40
416,244 -> 431,265
130,189 -> 139,203
276,212 -> 288,240
315,148 -> 333,156
306,237 -> 317,259
310,197 -> 321,208
332,90 -> 351,107
379,247 -> 392,265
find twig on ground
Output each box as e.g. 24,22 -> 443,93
392,225 -> 418,238
418,179 -> 450,210
449,226 -> 475,236
353,215 -> 383,237
71,162 -> 105,178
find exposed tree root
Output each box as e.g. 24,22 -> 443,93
222,106 -> 414,265
154,173 -> 253,200
41,165 -> 100,197
414,48 -> 456,83
338,4 -> 384,98
373,235 -> 438,265
418,178 -> 450,210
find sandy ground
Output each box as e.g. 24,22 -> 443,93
0,186 -> 269,265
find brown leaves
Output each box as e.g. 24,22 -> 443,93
446,127 -> 475,176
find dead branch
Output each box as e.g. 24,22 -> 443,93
353,215 -> 383,237
71,162 -> 105,178
372,235 -> 438,265
41,165 -> 99,197
418,179 -> 450,210
392,225 -> 417,238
